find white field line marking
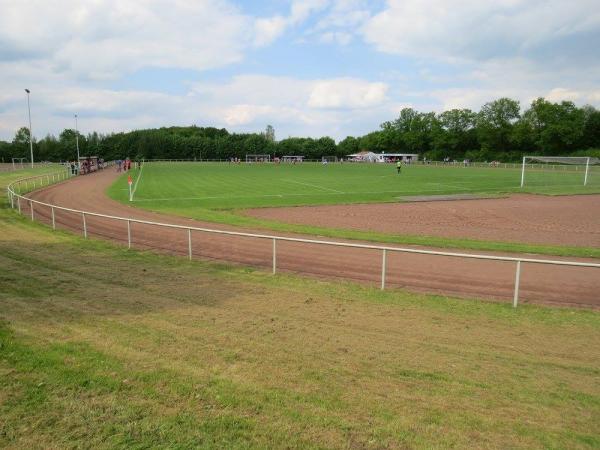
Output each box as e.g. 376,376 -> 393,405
130,163 -> 144,200
131,186 -> 492,202
283,178 -> 344,193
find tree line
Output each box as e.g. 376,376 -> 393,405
2,97 -> 599,163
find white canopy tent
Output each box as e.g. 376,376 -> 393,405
347,152 -> 419,163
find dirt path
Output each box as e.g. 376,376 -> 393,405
246,195 -> 600,247
25,169 -> 600,308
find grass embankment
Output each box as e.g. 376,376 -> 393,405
1,168 -> 600,448
108,163 -> 600,258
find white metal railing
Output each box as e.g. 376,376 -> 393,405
6,170 -> 600,308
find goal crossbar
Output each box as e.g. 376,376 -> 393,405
12,157 -> 26,170
521,156 -> 599,187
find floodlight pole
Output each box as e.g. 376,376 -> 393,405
584,157 -> 590,186
520,156 -> 526,187
75,114 -> 80,167
25,89 -> 34,168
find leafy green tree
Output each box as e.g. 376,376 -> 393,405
12,127 -> 32,159
0,140 -> 11,162
264,125 -> 275,142
58,129 -> 81,161
384,108 -> 438,153
37,134 -> 61,161
316,137 -> 336,156
477,98 -> 521,156
337,136 -> 360,156
430,109 -> 477,160
581,105 -> 600,149
522,98 -> 585,154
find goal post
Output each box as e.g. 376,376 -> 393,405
322,155 -> 338,163
12,157 -> 26,170
520,156 -> 599,187
245,154 -> 270,163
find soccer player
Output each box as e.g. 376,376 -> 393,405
396,160 -> 402,174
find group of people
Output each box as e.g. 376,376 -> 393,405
68,157 -> 105,175
116,158 -> 132,172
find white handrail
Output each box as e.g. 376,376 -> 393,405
6,170 -> 600,307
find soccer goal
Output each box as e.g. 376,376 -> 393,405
12,157 -> 26,170
246,154 -> 270,163
520,156 -> 599,187
322,155 -> 338,163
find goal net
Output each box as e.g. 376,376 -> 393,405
322,156 -> 338,163
246,154 -> 270,163
12,157 -> 26,170
520,156 -> 600,187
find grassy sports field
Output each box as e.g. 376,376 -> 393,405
107,162 -> 600,258
1,167 -> 600,448
110,161 -> 600,209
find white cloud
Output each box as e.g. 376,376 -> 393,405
254,16 -> 289,46
223,104 -> 275,126
314,0 -> 371,29
196,75 -> 390,127
0,0 -> 255,80
289,0 -> 329,24
253,0 -> 328,46
545,88 -> 581,103
0,71 -> 394,141
306,0 -> 370,46
2,0 -> 599,143
362,0 -> 600,63
426,57 -> 600,112
308,78 -> 388,109
0,0 -> 329,79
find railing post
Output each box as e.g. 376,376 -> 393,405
51,207 -> 55,230
127,220 -> 131,249
188,228 -> 192,260
272,238 -> 277,274
30,200 -> 34,221
513,260 -> 521,308
17,196 -> 21,214
381,249 -> 387,290
82,212 -> 87,238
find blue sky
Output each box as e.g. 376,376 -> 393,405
1,0 -> 599,141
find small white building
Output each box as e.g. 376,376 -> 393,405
347,151 -> 419,163
376,153 -> 419,163
347,151 -> 379,162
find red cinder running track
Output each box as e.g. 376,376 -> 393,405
25,169 -> 600,308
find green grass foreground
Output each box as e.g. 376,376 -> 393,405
2,168 -> 600,448
107,162 -> 600,258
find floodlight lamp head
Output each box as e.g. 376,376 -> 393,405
24,88 -> 30,93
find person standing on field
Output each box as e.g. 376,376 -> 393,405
396,160 -> 402,174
